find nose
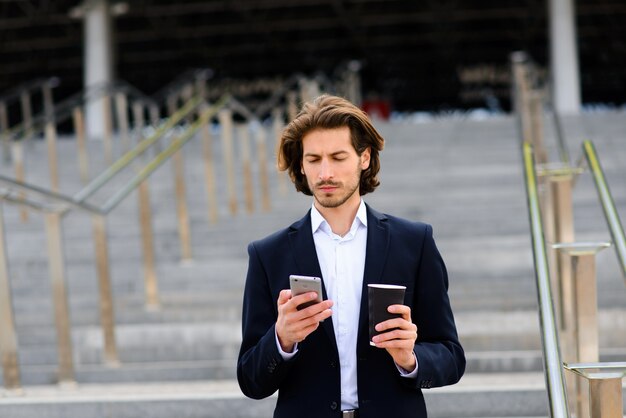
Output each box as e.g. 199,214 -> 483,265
318,159 -> 333,181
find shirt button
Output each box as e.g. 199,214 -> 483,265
330,401 -> 338,410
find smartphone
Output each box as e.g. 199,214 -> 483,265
289,275 -> 323,310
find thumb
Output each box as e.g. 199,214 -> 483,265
277,289 -> 293,306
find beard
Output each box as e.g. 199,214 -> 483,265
309,168 -> 362,209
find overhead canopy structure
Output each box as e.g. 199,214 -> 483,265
0,0 -> 624,111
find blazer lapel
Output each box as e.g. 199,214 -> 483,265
287,211 -> 337,348
357,205 -> 390,347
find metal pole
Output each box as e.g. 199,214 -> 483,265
273,107 -> 288,196
11,143 -> 28,222
132,102 -> 145,147
529,90 -> 547,164
238,123 -> 254,214
149,104 -> 161,153
0,203 -> 20,389
564,363 -> 626,418
256,123 -> 271,212
115,92 -> 131,152
0,101 -> 11,163
286,91 -> 298,122
45,123 -> 60,192
523,142 -> 571,418
19,91 -> 33,144
172,143 -> 192,262
91,214 -> 119,365
511,53 -> 533,145
73,107 -> 90,184
102,94 -> 114,164
200,114 -> 218,224
218,109 -> 238,215
550,175 -> 576,411
138,180 -> 160,309
554,243 -> 610,418
588,378 -> 622,418
43,212 -> 75,383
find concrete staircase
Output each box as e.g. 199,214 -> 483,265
1,110 -> 625,417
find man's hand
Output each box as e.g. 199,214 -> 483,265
371,304 -> 418,371
276,289 -> 333,353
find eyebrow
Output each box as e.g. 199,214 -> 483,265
304,150 -> 350,158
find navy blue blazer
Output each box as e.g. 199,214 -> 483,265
237,204 -> 465,418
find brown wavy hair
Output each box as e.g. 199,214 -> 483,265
278,94 -> 385,196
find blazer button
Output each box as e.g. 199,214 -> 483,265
330,361 -> 337,368
330,401 -> 338,411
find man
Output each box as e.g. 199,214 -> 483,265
237,95 -> 465,418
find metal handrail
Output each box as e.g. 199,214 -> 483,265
73,95 -> 202,202
101,95 -> 228,213
583,140 -> 626,281
0,77 -> 59,103
522,141 -> 570,418
151,68 -> 213,104
6,80 -> 159,141
0,95 -> 229,216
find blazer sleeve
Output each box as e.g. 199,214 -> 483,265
237,241 -> 298,399
406,224 -> 465,390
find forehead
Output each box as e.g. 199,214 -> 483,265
302,127 -> 354,154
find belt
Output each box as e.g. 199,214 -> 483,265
342,410 -> 359,418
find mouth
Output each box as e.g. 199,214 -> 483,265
317,183 -> 340,193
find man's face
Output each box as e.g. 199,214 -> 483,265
301,127 -> 371,209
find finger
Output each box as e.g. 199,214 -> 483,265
375,318 -> 416,332
373,328 -> 417,344
298,298 -> 333,315
277,289 -> 293,306
387,304 -> 411,320
290,292 -> 323,310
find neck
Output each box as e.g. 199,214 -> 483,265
314,194 -> 362,237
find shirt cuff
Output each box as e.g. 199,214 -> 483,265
396,352 -> 418,378
275,328 -> 298,360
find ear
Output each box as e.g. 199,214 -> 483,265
360,147 -> 371,170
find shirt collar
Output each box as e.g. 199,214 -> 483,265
311,199 -> 368,237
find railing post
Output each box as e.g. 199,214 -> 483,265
115,92 -> 131,152
102,94 -> 114,164
11,143 -> 28,222
0,101 -> 10,163
238,123 -> 254,214
19,91 -> 33,145
172,134 -> 193,262
588,377 -> 623,418
272,107 -> 288,196
0,203 -> 21,389
43,84 -> 60,192
138,179 -> 160,310
564,363 -> 626,418
73,106 -> 90,183
547,172 -> 576,411
286,91 -> 298,122
91,214 -> 119,365
43,212 -> 75,383
132,101 -> 145,147
200,108 -> 218,224
256,122 -> 271,212
554,242 -> 610,418
218,108 -> 238,216
528,90 -> 547,164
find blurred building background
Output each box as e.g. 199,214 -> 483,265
1,0 -> 625,113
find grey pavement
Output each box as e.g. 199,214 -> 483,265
0,110 -> 625,416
